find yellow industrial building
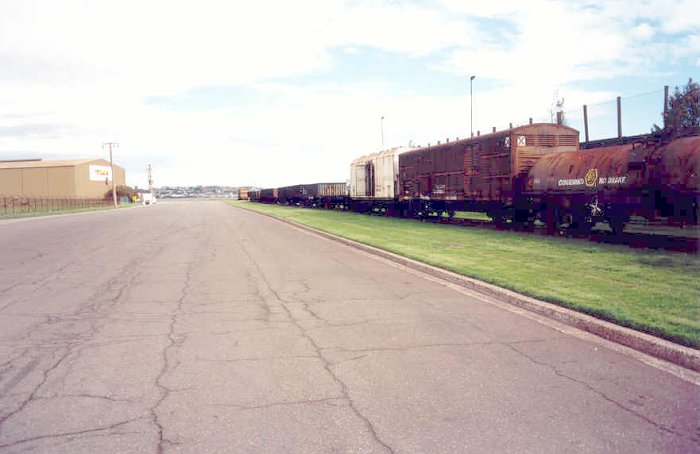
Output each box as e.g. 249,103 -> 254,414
0,159 -> 126,199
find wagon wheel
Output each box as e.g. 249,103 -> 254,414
492,209 -> 514,229
607,216 -> 627,235
569,212 -> 593,237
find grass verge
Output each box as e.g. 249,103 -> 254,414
231,200 -> 700,349
0,204 -> 132,220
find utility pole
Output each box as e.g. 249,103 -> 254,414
147,164 -> 153,193
470,75 -> 476,138
381,116 -> 385,150
102,142 -> 118,208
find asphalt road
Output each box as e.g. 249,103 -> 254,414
0,201 -> 697,453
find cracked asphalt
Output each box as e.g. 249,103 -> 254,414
0,201 -> 698,453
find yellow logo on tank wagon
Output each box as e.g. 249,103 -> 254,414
584,168 -> 598,188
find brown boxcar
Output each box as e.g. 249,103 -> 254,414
398,123 -> 579,221
277,185 -> 303,205
526,135 -> 700,232
237,187 -> 249,200
248,188 -> 261,202
278,183 -> 347,207
307,182 -> 347,209
259,188 -> 279,203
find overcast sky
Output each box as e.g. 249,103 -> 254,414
0,0 -> 698,188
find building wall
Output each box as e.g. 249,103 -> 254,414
0,159 -> 125,198
0,169 -> 22,195
49,167 -> 77,196
21,169 -> 49,195
74,160 -> 126,199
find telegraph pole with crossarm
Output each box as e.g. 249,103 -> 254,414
102,142 -> 118,208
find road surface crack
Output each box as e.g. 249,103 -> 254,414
238,242 -> 395,454
503,343 -> 687,439
151,264 -> 193,453
0,417 -> 145,449
212,397 -> 346,411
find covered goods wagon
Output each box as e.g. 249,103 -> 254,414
259,188 -> 279,203
398,123 -> 579,221
350,147 -> 414,213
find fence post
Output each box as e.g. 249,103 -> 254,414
663,85 -> 669,129
617,96 -> 622,139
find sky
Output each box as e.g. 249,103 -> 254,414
0,0 -> 698,189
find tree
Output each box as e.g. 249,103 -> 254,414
653,78 -> 700,137
105,185 -> 137,200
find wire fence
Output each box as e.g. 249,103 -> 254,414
563,89 -> 664,141
1,195 -> 113,216
506,88 -> 666,142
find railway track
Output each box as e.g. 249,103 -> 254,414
419,215 -> 700,253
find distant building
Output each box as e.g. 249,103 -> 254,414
0,159 -> 126,199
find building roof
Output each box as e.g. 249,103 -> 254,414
0,159 -> 103,169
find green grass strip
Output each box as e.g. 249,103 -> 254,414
0,204 -> 132,220
230,200 -> 700,349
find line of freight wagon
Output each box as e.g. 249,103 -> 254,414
246,123 -> 700,236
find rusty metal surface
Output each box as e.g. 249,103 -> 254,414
399,123 -> 579,203
259,188 -> 278,203
526,136 -> 700,197
278,185 -> 304,204
654,136 -> 700,194
237,187 -> 250,200
316,182 -> 347,197
526,143 -> 642,194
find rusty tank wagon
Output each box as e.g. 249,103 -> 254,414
525,135 -> 700,233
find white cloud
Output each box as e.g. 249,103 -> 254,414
632,23 -> 656,40
0,0 -> 696,187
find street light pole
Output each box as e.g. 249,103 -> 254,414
381,116 -> 385,150
470,75 -> 476,138
102,142 -> 118,208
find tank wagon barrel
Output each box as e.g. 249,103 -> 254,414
525,135 -> 700,233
